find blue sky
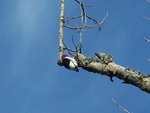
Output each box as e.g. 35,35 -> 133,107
0,0 -> 150,113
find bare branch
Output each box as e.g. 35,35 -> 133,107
79,30 -> 82,53
144,37 -> 150,43
86,15 -> 101,30
65,16 -> 82,21
143,16 -> 150,21
99,11 -> 109,25
64,1 -> 109,32
64,24 -> 100,30
64,12 -> 108,31
64,14 -> 101,30
75,0 -> 88,25
64,47 -> 77,53
112,98 -> 132,113
58,0 -> 65,65
87,11 -> 109,31
72,36 -> 78,50
62,39 -> 74,56
74,0 -> 80,4
75,53 -> 150,93
75,0 -> 91,7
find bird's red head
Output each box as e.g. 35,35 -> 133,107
61,54 -> 67,59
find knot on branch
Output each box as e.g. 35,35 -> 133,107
95,52 -> 113,64
82,56 -> 96,65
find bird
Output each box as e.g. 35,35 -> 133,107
61,54 -> 79,72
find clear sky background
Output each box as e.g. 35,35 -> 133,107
0,0 -> 150,113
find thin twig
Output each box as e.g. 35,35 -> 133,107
72,36 -> 82,53
112,98 -> 132,113
144,37 -> 150,43
64,1 -> 108,31
79,29 -> 82,53
64,12 -> 109,30
99,11 -> 109,25
143,16 -> 150,21
72,36 -> 78,51
75,0 -> 87,25
65,16 -> 82,21
61,39 -> 75,56
64,47 -> 77,52
64,24 -> 100,30
86,15 -> 101,30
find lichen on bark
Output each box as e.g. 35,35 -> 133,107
75,53 -> 150,93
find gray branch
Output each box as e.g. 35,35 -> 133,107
58,0 -> 65,65
143,16 -> 150,21
112,98 -> 132,113
75,53 -> 150,93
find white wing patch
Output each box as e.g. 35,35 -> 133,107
65,57 -> 78,69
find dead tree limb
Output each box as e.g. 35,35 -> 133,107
75,53 -> 150,93
58,0 -> 65,65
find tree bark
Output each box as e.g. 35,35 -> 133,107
58,0 -> 65,65
75,53 -> 150,93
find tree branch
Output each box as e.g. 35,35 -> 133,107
143,16 -> 150,21
112,98 -> 132,113
65,16 -> 82,21
144,37 -> 150,43
58,0 -> 65,65
64,12 -> 108,30
75,53 -> 150,93
64,24 -> 101,30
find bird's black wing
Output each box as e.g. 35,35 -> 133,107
62,58 -> 70,69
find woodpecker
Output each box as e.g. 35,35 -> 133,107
61,54 -> 79,72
